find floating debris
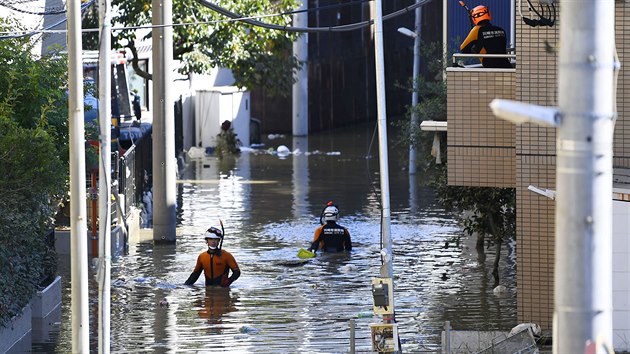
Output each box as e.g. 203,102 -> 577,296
239,325 -> 261,334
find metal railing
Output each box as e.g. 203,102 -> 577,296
452,53 -> 517,67
118,145 -> 137,217
117,133 -> 152,218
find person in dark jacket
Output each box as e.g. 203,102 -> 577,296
185,227 -> 240,287
131,89 -> 142,122
460,5 -> 512,68
308,202 -> 352,253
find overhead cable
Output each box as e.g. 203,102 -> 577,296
0,0 -> 95,39
194,0 -> 430,33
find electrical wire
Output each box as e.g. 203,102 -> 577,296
195,0 -> 429,33
1,0 -> 429,37
0,1 -> 66,15
0,0 -> 95,39
365,121 -> 385,264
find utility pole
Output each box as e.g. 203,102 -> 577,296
67,0 -> 89,351
554,0 -> 615,352
292,0 -> 308,136
97,0 -> 112,351
407,1 -> 422,175
152,0 -> 177,243
372,0 -> 398,351
373,0 -> 392,289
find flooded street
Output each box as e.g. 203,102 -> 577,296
37,123 -> 517,353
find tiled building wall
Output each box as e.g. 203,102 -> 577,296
446,68 -> 516,187
516,1 -> 630,333
514,9 -> 559,331
613,4 -> 630,350
445,0 -> 630,337
615,4 -> 630,165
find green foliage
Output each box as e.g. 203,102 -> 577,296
0,117 -> 64,328
0,22 -> 69,161
395,40 -> 448,174
84,0 -> 301,97
432,168 -> 516,245
0,18 -> 67,328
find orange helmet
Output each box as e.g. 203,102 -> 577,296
471,5 -> 491,25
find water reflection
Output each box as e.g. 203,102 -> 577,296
38,123 -> 516,353
193,288 -> 239,333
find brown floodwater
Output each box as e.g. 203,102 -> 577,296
33,123 -> 516,353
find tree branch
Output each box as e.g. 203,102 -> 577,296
127,41 -> 152,81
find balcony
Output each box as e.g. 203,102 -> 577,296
446,54 -> 516,188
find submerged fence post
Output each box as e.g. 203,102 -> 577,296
349,319 -> 356,354
444,320 -> 451,354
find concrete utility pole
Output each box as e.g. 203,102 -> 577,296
292,0 -> 309,136
410,2 -> 422,175
67,0 -> 89,351
373,0 -> 392,287
97,0 -> 112,351
373,0 -> 397,334
554,0 -> 615,352
152,0 -> 177,243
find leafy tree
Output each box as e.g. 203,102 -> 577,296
400,40 -> 516,286
433,171 -> 516,286
394,40 -> 447,172
0,22 -> 69,159
83,0 -> 300,97
0,18 -> 67,327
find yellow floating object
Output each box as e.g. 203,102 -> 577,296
297,248 -> 315,259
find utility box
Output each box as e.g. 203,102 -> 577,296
372,277 -> 394,315
194,86 -> 250,149
369,323 -> 399,353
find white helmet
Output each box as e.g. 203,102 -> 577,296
204,227 -> 223,240
323,205 -> 339,222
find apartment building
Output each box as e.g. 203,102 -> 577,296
446,1 -> 630,350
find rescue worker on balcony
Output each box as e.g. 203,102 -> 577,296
308,202 -> 352,253
460,5 -> 513,68
185,226 -> 241,287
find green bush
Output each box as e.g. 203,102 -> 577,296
0,17 -> 67,328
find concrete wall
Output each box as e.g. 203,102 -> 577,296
0,305 -> 31,353
613,196 -> 630,349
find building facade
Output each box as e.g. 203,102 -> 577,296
446,1 -> 630,350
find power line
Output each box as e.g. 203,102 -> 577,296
0,0 -> 67,15
1,0 -> 426,37
0,0 -> 95,39
195,0 -> 429,33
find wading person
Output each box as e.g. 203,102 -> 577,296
460,4 -> 512,68
185,226 -> 241,287
308,202 -> 352,253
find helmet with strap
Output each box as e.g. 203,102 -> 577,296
321,201 -> 339,222
471,5 -> 491,25
204,227 -> 223,240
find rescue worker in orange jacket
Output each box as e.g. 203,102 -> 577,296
308,202 -> 352,253
460,5 -> 512,68
185,226 -> 241,287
